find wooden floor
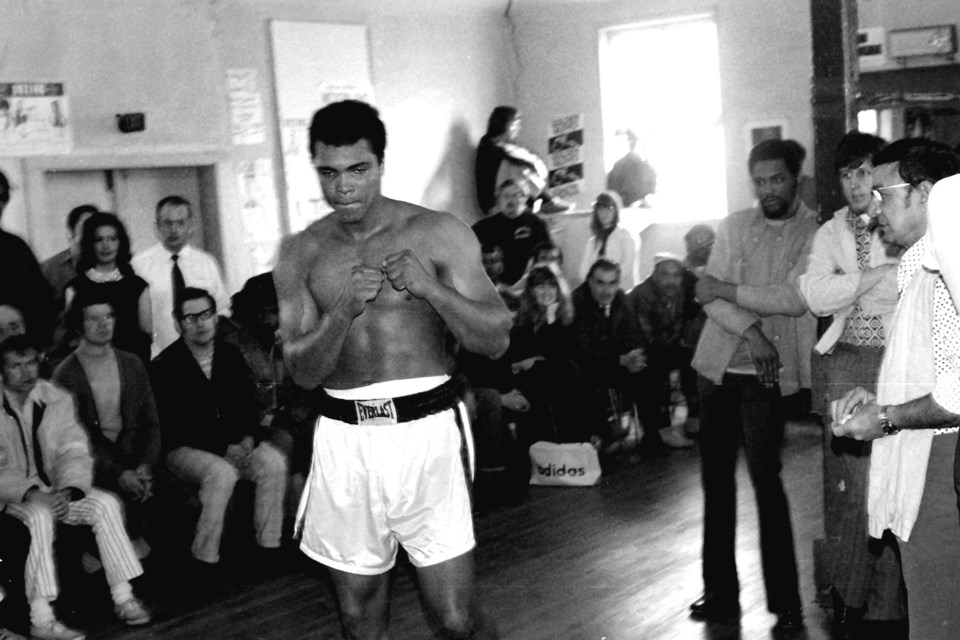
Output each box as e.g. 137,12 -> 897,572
70,418 -> 835,640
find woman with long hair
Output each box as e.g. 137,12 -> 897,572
508,266 -> 593,444
65,212 -> 152,362
578,192 -> 637,290
475,106 -> 570,216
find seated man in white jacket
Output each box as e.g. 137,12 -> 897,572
0,334 -> 150,640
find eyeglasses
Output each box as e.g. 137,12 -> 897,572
180,308 -> 215,325
872,182 -> 912,202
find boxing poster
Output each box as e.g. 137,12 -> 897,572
0,82 -> 72,156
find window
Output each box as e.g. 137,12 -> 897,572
599,14 -> 726,222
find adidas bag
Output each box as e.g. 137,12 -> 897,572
528,441 -> 601,487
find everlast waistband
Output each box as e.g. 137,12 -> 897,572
316,377 -> 460,426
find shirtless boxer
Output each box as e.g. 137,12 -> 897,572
274,100 -> 511,640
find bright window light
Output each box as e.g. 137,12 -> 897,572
599,15 -> 726,222
857,110 -> 878,135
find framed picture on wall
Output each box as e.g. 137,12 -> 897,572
745,119 -> 788,151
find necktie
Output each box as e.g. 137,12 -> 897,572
171,253 -> 186,307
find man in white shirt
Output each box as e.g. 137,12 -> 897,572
833,139 -> 960,640
797,132 -> 904,636
131,195 -> 229,357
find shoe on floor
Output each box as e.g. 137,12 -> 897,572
29,620 -> 86,640
689,593 -> 740,621
660,426 -> 695,449
115,597 -> 151,626
773,608 -> 804,632
0,627 -> 28,640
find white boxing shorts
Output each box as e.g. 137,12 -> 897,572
296,375 -> 476,575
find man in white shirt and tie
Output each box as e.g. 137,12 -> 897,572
131,195 -> 229,358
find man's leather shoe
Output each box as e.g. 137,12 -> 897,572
772,608 -> 804,632
689,593 -> 740,621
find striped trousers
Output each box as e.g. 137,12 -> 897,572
5,488 -> 143,601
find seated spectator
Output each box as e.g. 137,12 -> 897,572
52,292 -> 160,550
0,334 -> 151,640
473,179 -> 551,285
679,224 -> 716,434
683,224 -> 715,278
222,273 -> 314,509
511,240 -> 572,301
627,253 -> 698,449
64,213 -> 152,364
41,205 -> 97,349
0,514 -> 30,639
151,288 -> 286,572
481,244 -> 520,312
578,192 -> 637,290
456,347 -> 530,511
508,266 -> 589,444
572,259 -> 665,455
0,304 -> 25,342
0,170 -> 55,348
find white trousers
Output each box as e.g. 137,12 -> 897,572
165,442 -> 287,563
6,488 -> 143,601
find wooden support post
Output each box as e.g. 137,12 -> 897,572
810,0 -> 859,220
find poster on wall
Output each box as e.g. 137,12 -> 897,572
226,68 -> 266,146
547,114 -> 584,200
237,159 -> 283,273
0,82 -> 72,156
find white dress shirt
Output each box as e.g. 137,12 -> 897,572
131,243 -> 229,357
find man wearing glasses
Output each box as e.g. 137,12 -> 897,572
798,132 -> 905,637
131,196 -> 229,358
832,139 -> 960,639
151,287 -> 287,579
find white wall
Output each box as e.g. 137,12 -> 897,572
0,0 -> 514,294
507,0 -> 814,216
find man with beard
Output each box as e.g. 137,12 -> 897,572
688,138 -> 819,632
627,253 -> 697,448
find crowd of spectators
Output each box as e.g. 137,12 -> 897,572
3,102 -> 959,640
0,177 -> 313,640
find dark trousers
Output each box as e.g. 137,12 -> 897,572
900,432 -> 960,640
0,513 -> 29,631
698,373 -> 801,613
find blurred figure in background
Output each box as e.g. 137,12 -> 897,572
606,129 -> 656,208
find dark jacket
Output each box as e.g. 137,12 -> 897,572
150,338 -> 263,456
571,282 -> 646,387
1,229 -> 55,345
53,348 -> 161,492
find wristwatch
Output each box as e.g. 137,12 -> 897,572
878,406 -> 900,436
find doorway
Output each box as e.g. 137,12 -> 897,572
38,165 -> 220,263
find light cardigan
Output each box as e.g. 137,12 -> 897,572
577,226 -> 637,290
797,206 -> 898,354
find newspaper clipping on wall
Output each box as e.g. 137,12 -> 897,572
547,114 -> 584,201
0,82 -> 72,156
